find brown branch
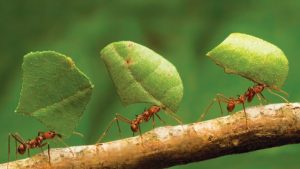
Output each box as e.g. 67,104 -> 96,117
1,103 -> 300,169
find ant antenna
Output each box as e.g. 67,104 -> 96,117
267,88 -> 289,103
163,108 -> 182,124
72,131 -> 84,138
271,86 -> 289,97
241,101 -> 248,128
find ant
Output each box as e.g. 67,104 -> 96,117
8,131 -> 62,166
97,105 -> 169,143
200,83 -> 288,127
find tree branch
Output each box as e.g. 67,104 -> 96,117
2,103 -> 300,169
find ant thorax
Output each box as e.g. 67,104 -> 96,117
28,139 -> 38,148
142,111 -> 151,120
36,136 -> 44,144
254,84 -> 265,93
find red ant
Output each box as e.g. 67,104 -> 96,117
8,131 -> 62,166
97,105 -> 168,143
200,83 -> 287,127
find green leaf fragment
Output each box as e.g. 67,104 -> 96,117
100,41 -> 183,112
207,33 -> 289,88
16,51 -> 93,137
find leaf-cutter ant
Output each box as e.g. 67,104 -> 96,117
200,83 -> 289,127
97,105 -> 171,143
8,131 -> 62,167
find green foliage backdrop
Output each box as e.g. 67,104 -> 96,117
1,1 -> 300,168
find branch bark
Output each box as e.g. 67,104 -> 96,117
1,103 -> 300,169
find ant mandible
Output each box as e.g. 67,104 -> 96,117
97,105 -> 168,143
200,83 -> 278,127
8,131 -> 62,166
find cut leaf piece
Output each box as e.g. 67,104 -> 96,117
100,41 -> 183,112
207,33 -> 289,89
16,51 -> 93,137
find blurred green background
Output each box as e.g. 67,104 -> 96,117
1,0 -> 300,168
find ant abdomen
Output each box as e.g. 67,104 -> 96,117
17,144 -> 26,154
130,124 -> 139,132
227,101 -> 235,112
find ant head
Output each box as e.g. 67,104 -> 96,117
258,84 -> 265,90
149,106 -> 161,113
17,144 -> 26,154
258,83 -> 267,87
253,84 -> 265,93
43,131 -> 62,139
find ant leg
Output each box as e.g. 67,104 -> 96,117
256,94 -> 264,106
152,115 -> 155,129
116,118 -> 122,138
258,93 -> 268,104
39,142 -> 48,155
155,114 -> 166,125
9,133 -> 29,166
216,94 -> 233,115
15,139 -> 17,160
267,88 -> 289,103
38,142 -> 51,164
48,144 -> 50,164
242,102 -> 248,129
8,136 -> 10,169
40,146 -> 44,155
38,142 -> 51,163
138,125 -> 142,137
27,139 -> 31,157
199,99 -> 215,121
216,98 -> 224,116
199,94 -> 229,121
138,124 -> 143,143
